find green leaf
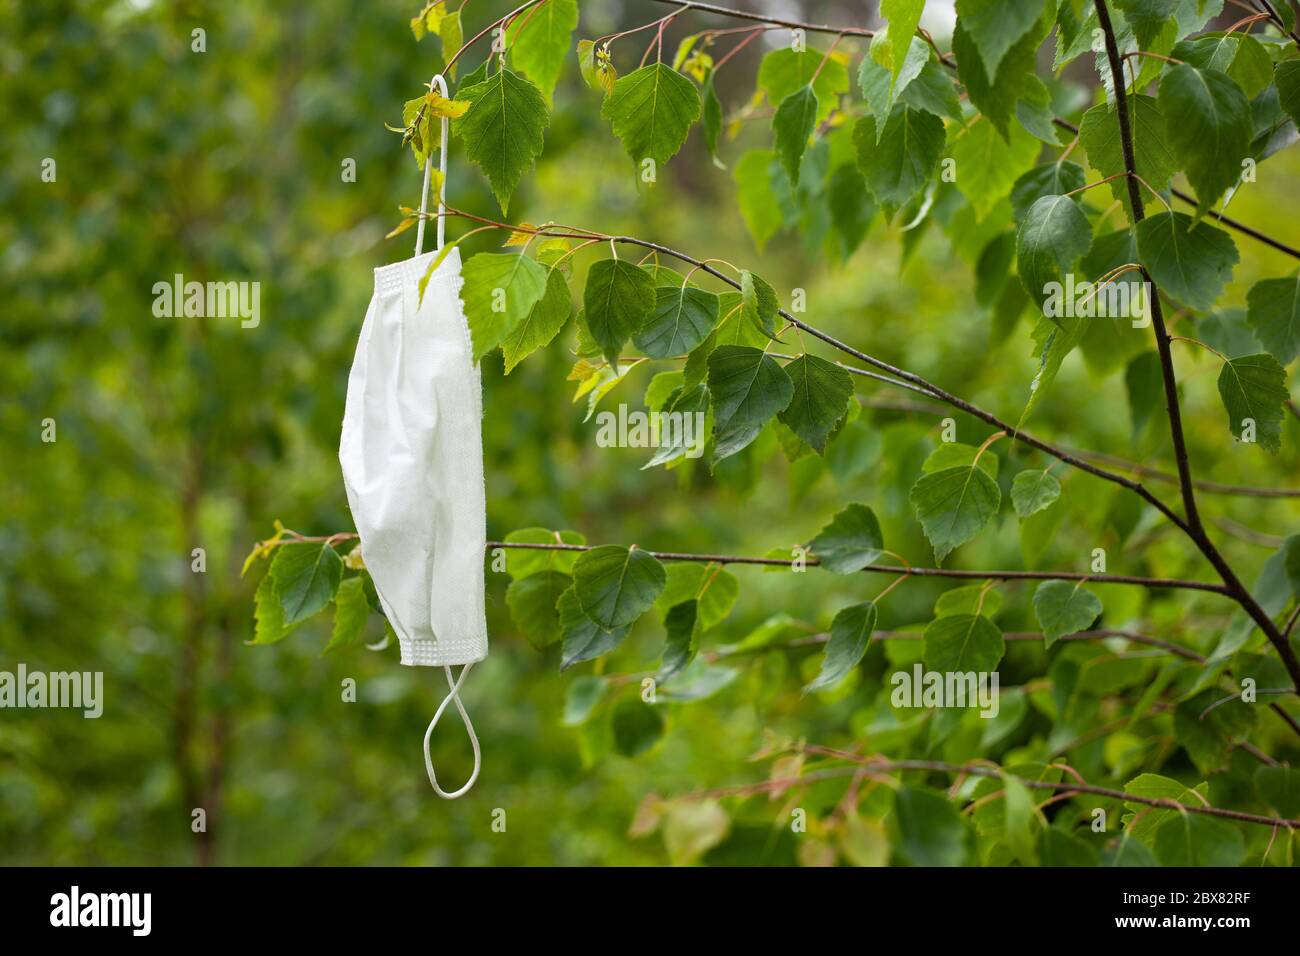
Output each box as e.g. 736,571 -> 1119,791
922,442 -> 998,479
858,33 -> 930,127
934,585 -> 1003,618
975,232 -> 1015,307
461,252 -> 549,359
1173,33 -> 1272,100
706,345 -> 795,460
1157,63 -> 1251,211
655,562 -> 739,631
1116,0 -> 1176,48
1040,828 -> 1097,867
853,105 -> 947,209
502,528 -> 586,577
1276,60 -> 1300,129
562,675 -> 607,725
909,465 -> 1002,562
806,601 -> 878,693
1255,766 -> 1300,818
634,285 -> 719,359
1010,469 -> 1060,517
1216,353 -> 1289,453
1284,536 -> 1300,600
757,46 -> 849,122
611,700 -> 664,757
658,600 -> 699,681
583,259 -> 656,366
880,0 -> 925,81
572,545 -> 667,631
602,63 -> 701,167
504,0 -> 578,100
1002,775 -> 1039,866
558,587 -> 631,670
1135,211 -> 1238,311
1013,76 -> 1061,146
1152,813 -> 1245,867
1016,194 -> 1092,313
954,0 -> 1048,83
644,383 -> 710,467
1078,96 -> 1176,221
1174,690 -> 1258,775
457,68 -> 549,213
502,265 -> 572,372
773,85 -> 818,185
323,576 -> 370,654
777,355 -> 853,453
1245,272 -> 1300,365
1020,314 -> 1087,426
270,542 -> 343,626
1125,351 -> 1163,439
923,613 -> 1005,673
702,73 -> 723,164
951,119 -> 1042,222
1010,161 -> 1086,224
733,150 -> 784,251
454,58 -> 489,95
739,270 -> 779,338
251,571 -> 297,645
1101,834 -> 1159,867
901,56 -> 962,121
663,799 -> 729,864
894,786 -> 970,866
810,503 -> 885,574
1032,581 -> 1102,648
439,11 -> 463,79
1122,773 -> 1210,841
506,570 -> 570,648
952,12 -> 1047,139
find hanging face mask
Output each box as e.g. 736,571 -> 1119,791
339,74 -> 487,799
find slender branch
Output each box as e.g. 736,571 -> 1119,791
1252,0 -> 1300,46
482,540 -> 1229,592
1093,0 -> 1300,691
777,627 -> 1210,662
268,531 -> 1230,593
1066,447 -> 1300,499
645,0 -> 872,38
691,756 -> 1299,829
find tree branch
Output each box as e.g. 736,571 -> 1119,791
693,755 -> 1300,829
644,0 -> 872,38
1092,0 -> 1300,691
483,539 -> 1229,592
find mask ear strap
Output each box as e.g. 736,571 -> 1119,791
423,662 -> 480,799
414,73 -> 450,257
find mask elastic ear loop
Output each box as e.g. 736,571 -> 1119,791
414,73 -> 450,256
423,662 -> 481,799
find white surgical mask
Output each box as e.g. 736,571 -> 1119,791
339,74 -> 487,799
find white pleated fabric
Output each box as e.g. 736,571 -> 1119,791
338,75 -> 486,799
